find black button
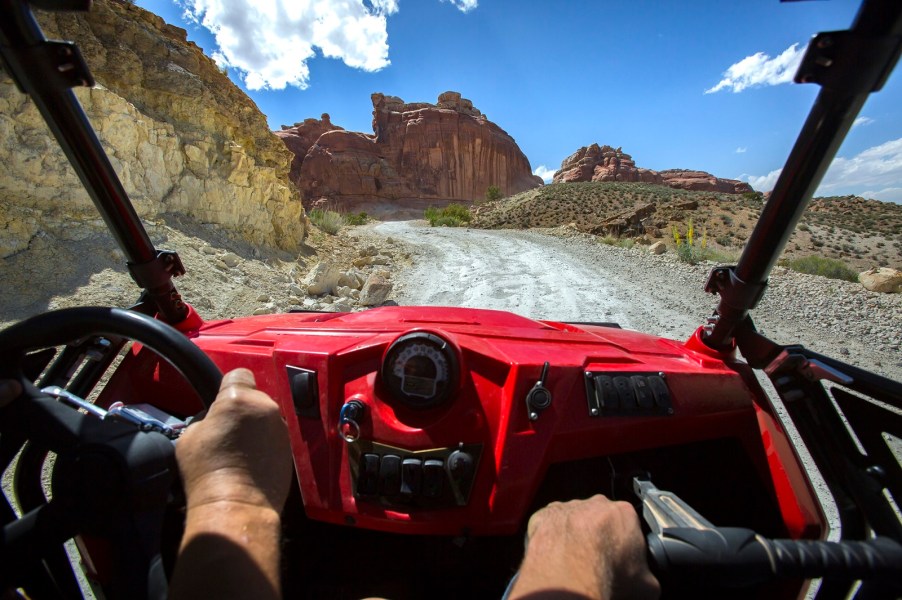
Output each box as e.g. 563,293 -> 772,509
613,376 -> 634,409
358,453 -> 379,495
423,459 -> 444,498
594,375 -> 617,409
648,376 -> 672,410
632,376 -> 654,409
401,458 -> 423,498
287,366 -> 318,418
379,455 -> 402,496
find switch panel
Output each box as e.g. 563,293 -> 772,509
349,441 -> 482,509
585,372 -> 673,417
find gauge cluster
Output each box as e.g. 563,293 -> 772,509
380,331 -> 460,409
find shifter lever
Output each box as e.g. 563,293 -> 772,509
525,362 -> 552,421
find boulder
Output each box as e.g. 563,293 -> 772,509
859,267 -> 902,293
359,273 -> 393,306
304,261 -> 341,295
279,92 -> 543,217
649,241 -> 667,255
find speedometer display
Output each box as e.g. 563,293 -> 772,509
381,332 -> 459,409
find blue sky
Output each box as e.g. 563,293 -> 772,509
136,0 -> 902,203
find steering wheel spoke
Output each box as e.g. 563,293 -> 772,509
0,306 -> 223,598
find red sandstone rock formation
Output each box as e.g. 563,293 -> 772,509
554,144 -> 663,185
553,143 -> 753,194
275,114 -> 343,188
277,91 -> 543,216
659,169 -> 752,194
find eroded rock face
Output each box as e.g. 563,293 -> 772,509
279,91 -> 543,217
553,143 -> 753,194
0,0 -> 305,258
554,144 -> 663,185
659,170 -> 752,194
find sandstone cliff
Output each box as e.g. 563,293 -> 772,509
553,143 -> 752,194
277,91 -> 543,217
0,0 -> 305,258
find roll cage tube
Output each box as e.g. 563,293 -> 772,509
703,0 -> 902,350
0,0 -> 190,324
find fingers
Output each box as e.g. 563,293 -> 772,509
0,379 -> 22,407
219,367 -> 257,392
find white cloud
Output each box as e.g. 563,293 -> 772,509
181,0 -> 399,90
740,168 -> 782,192
859,187 -> 902,203
441,0 -> 478,12
533,165 -> 556,184
705,43 -> 806,94
853,116 -> 874,128
817,137 -> 902,196
735,147 -> 747,154
739,138 -> 902,203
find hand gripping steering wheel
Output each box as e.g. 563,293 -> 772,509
0,307 -> 222,599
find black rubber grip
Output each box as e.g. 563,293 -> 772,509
648,527 -> 902,587
765,537 -> 902,580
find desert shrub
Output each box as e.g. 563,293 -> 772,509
309,209 -> 343,234
425,204 -> 472,227
344,211 -> 369,226
786,255 -> 858,282
672,219 -> 709,264
485,185 -> 502,201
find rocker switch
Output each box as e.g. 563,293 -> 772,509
422,459 -> 444,498
400,458 -> 423,498
358,453 -> 380,496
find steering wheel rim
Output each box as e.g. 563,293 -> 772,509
0,306 -> 222,407
0,306 -> 223,598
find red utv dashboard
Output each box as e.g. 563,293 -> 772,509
99,306 -> 825,541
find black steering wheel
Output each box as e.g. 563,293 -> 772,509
0,307 -> 223,599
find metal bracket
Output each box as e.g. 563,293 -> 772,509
0,40 -> 93,95
127,250 -> 186,289
704,266 -> 768,312
795,30 -> 901,94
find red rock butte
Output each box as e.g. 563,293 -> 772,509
275,92 -> 543,218
553,143 -> 753,194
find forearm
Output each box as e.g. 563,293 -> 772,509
169,502 -> 282,600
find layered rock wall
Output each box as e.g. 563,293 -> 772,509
0,0 -> 305,258
553,143 -> 752,194
278,91 -> 543,217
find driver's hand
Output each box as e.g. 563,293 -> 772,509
0,379 -> 22,407
176,368 -> 292,514
508,495 -> 660,600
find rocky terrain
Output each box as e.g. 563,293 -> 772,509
554,143 -> 753,194
276,92 -> 543,217
473,181 -> 902,273
0,0 -> 305,259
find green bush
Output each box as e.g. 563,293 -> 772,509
424,204 -> 472,227
344,211 -> 369,226
786,255 -> 858,282
485,185 -> 502,201
309,209 -> 343,234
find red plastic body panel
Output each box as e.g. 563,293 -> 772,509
99,307 -> 826,539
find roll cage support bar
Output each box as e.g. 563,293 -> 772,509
0,0 -> 190,324
703,0 -> 902,350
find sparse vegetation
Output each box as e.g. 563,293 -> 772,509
309,209 -> 344,235
344,211 -> 369,226
425,204 -> 472,227
785,255 -> 858,282
672,219 -> 709,264
485,185 -> 502,202
600,235 -> 635,249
